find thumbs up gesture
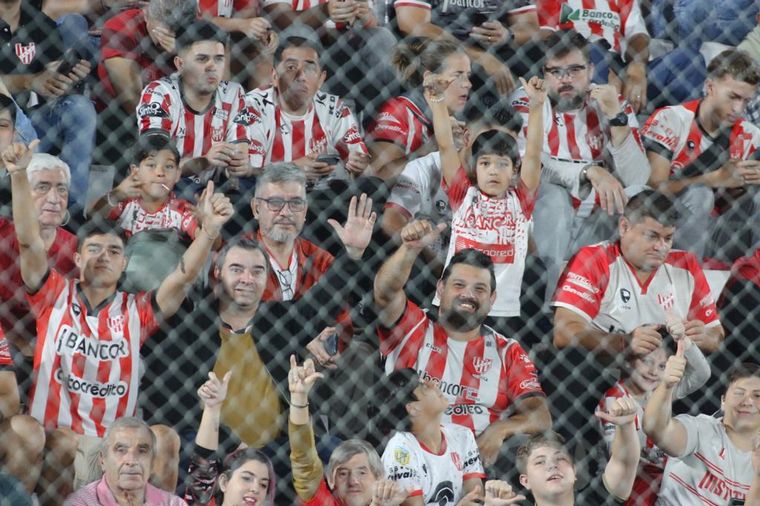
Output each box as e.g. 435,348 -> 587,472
663,338 -> 687,388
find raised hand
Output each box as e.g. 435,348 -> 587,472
196,181 -> 233,236
197,371 -> 231,409
595,395 -> 638,426
665,311 -> 686,341
2,139 -> 40,175
288,354 -> 324,397
306,327 -> 339,370
369,480 -> 410,506
662,339 -> 687,388
111,167 -> 144,202
628,324 -> 663,355
683,320 -> 708,348
589,84 -> 623,120
423,74 -> 453,106
484,480 -> 527,505
400,219 -> 447,251
520,76 -> 547,107
327,193 -> 377,260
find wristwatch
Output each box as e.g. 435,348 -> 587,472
609,111 -> 628,127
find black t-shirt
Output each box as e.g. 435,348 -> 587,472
421,0 -> 534,41
574,473 -> 627,505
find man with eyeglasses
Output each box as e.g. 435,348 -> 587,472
510,29 -> 650,302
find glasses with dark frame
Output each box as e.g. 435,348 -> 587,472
543,64 -> 588,79
256,197 -> 307,213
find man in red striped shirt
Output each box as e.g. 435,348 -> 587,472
5,139 -> 233,498
137,20 -> 253,197
374,219 -> 552,470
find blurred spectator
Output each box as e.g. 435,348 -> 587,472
0,0 -> 95,209
374,230 -> 552,469
511,30 -> 649,300
137,20 -> 251,197
374,369 -> 487,503
0,472 -> 33,506
516,398 -> 640,504
288,355 -> 409,506
641,49 -> 760,264
0,329 -> 45,496
537,0 -> 706,112
424,75 -> 543,322
643,362 -> 760,504
64,417 -> 187,506
186,371 -> 276,505
598,337 -> 709,505
245,32 -> 370,190
88,135 -> 201,241
7,135 -> 231,499
366,38 -> 471,181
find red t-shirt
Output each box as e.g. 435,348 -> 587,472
301,480 -> 340,506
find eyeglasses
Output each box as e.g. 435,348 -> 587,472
256,197 -> 307,213
276,269 -> 294,300
543,64 -> 588,79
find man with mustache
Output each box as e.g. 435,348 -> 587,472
373,219 -> 552,470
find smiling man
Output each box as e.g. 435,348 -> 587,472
63,417 -> 186,505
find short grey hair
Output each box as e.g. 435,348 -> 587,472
146,0 -> 197,31
100,417 -> 157,460
254,163 -> 307,198
326,439 -> 384,482
27,153 -> 71,186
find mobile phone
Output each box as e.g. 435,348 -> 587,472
316,154 -> 341,165
325,332 -> 339,356
57,48 -> 83,76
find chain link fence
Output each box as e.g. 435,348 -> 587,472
0,1 -> 758,505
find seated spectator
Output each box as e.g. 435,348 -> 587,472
641,49 -> 760,264
598,336 -> 710,505
245,31 -> 370,191
374,226 -> 552,468
6,137 -> 232,500
64,417 -> 187,506
288,354 -> 410,506
0,328 -> 45,496
186,371 -> 276,505
425,74 -> 544,322
643,362 -> 760,505
88,135 -> 200,241
0,0 -> 95,210
366,38 -> 471,181
536,0 -> 706,112
511,30 -> 650,300
516,397 -> 640,504
137,20 -> 251,197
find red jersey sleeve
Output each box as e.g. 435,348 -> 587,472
107,199 -> 129,221
377,299 -> 427,357
503,341 -> 545,400
137,81 -> 174,136
175,199 -> 200,239
100,10 -> 142,61
302,480 -> 341,506
27,269 -> 68,318
684,254 -> 720,326
552,245 -> 611,320
535,0 -> 560,29
367,100 -> 411,148
444,165 -> 471,211
136,291 -> 159,345
513,177 -> 537,218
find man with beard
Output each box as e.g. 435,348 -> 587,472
510,29 -> 650,300
373,219 -> 552,469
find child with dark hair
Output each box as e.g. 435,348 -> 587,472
425,74 -> 545,318
87,135 -> 200,240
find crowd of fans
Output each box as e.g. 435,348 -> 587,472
0,0 -> 758,505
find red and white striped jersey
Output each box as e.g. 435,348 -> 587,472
656,414 -> 753,505
27,270 -> 158,437
0,328 -> 12,369
641,99 -> 760,177
244,86 -> 367,172
367,96 -> 432,156
537,0 -> 648,54
433,167 -> 535,317
382,424 -> 485,504
511,87 -> 642,167
137,75 -> 249,162
107,195 -> 199,239
552,241 -> 721,334
378,300 -> 545,436
197,0 -> 259,17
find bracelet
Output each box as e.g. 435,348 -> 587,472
106,190 -> 118,207
290,401 -> 309,409
202,228 -> 219,241
427,95 -> 445,104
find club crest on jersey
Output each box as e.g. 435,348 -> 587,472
14,43 -> 36,65
687,140 -> 696,151
657,292 -> 675,311
394,448 -> 410,465
472,357 -> 493,376
620,288 -> 631,303
211,127 -> 225,143
107,315 -> 125,337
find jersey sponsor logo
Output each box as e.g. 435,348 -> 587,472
377,112 -> 402,125
697,469 -> 747,502
72,302 -> 82,317
463,453 -> 480,469
424,342 -> 443,353
233,108 -> 259,126
472,356 -> 493,376
343,126 -> 362,144
419,370 -> 479,401
560,4 -> 621,30
561,284 -> 596,303
375,124 -> 405,134
620,288 -> 631,303
428,481 -> 455,505
642,128 -> 677,151
566,273 -> 599,294
445,403 -> 484,416
137,102 -> 169,118
55,369 -> 128,398
250,141 -> 265,156
519,378 -> 541,390
699,294 -> 714,308
55,325 -> 130,361
14,43 -> 36,65
442,0 -> 485,10
213,108 -> 229,121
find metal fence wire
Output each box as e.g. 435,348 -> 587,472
0,1 -> 759,505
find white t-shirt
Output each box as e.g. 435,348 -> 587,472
656,414 -> 753,505
382,424 -> 485,505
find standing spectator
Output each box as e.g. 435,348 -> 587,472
64,417 -> 187,506
7,137 -> 232,499
0,0 -> 95,209
511,30 -> 650,299
643,362 -> 760,505
366,38 -> 471,181
244,32 -> 370,190
641,49 -> 760,263
516,397 -> 641,504
374,222 -> 552,469
137,20 -> 251,196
